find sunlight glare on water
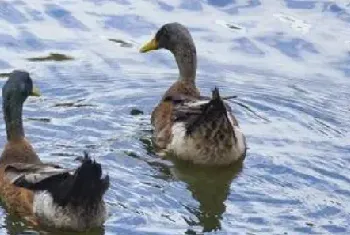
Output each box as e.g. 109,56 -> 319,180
0,0 -> 349,234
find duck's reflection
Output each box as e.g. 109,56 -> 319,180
139,132 -> 243,233
172,160 -> 243,232
2,211 -> 33,235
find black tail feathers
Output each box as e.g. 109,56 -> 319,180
14,152 -> 110,207
212,87 -> 221,100
186,87 -> 228,135
55,152 -> 109,207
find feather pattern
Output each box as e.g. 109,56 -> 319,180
4,153 -> 109,230
141,23 -> 246,165
163,88 -> 246,165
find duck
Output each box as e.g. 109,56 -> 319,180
139,23 -> 247,165
0,70 -> 109,231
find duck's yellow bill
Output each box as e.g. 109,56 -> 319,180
139,38 -> 158,53
30,86 -> 41,97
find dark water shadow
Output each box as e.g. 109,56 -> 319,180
136,130 -> 177,181
27,53 -> 74,62
26,117 -> 51,123
136,123 -> 244,233
126,110 -> 245,233
1,210 -> 33,235
0,72 -> 11,78
53,99 -> 96,108
172,159 -> 243,233
108,38 -> 133,48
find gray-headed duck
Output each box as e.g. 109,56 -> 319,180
140,23 -> 247,165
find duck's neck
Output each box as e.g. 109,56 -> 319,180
3,99 -> 25,141
173,43 -> 197,84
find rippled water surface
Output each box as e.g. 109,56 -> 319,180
0,0 -> 349,234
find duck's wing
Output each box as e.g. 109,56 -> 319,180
170,88 -> 238,135
166,92 -> 235,115
4,162 -> 73,189
4,153 -> 109,207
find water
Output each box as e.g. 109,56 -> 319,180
0,0 -> 349,234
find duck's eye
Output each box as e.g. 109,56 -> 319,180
162,27 -> 168,35
5,94 -> 11,103
157,27 -> 169,41
163,28 -> 171,39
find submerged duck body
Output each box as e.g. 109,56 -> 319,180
140,23 -> 247,165
0,71 -> 109,231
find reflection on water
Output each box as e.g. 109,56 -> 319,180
108,39 -> 133,48
135,133 -> 243,233
173,161 -> 243,233
0,72 -> 10,78
27,53 -> 74,62
2,212 -> 33,235
127,138 -> 244,233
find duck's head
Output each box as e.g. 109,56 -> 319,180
2,70 -> 41,105
140,23 -> 197,80
140,22 -> 195,53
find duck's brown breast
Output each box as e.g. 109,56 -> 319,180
0,138 -> 41,165
0,166 -> 37,225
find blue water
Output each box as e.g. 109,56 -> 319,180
0,0 -> 349,234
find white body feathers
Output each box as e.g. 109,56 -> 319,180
33,191 -> 107,231
167,107 -> 246,165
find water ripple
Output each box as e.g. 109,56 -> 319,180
0,0 -> 349,234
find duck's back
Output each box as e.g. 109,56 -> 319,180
0,158 -> 109,231
151,86 -> 246,165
